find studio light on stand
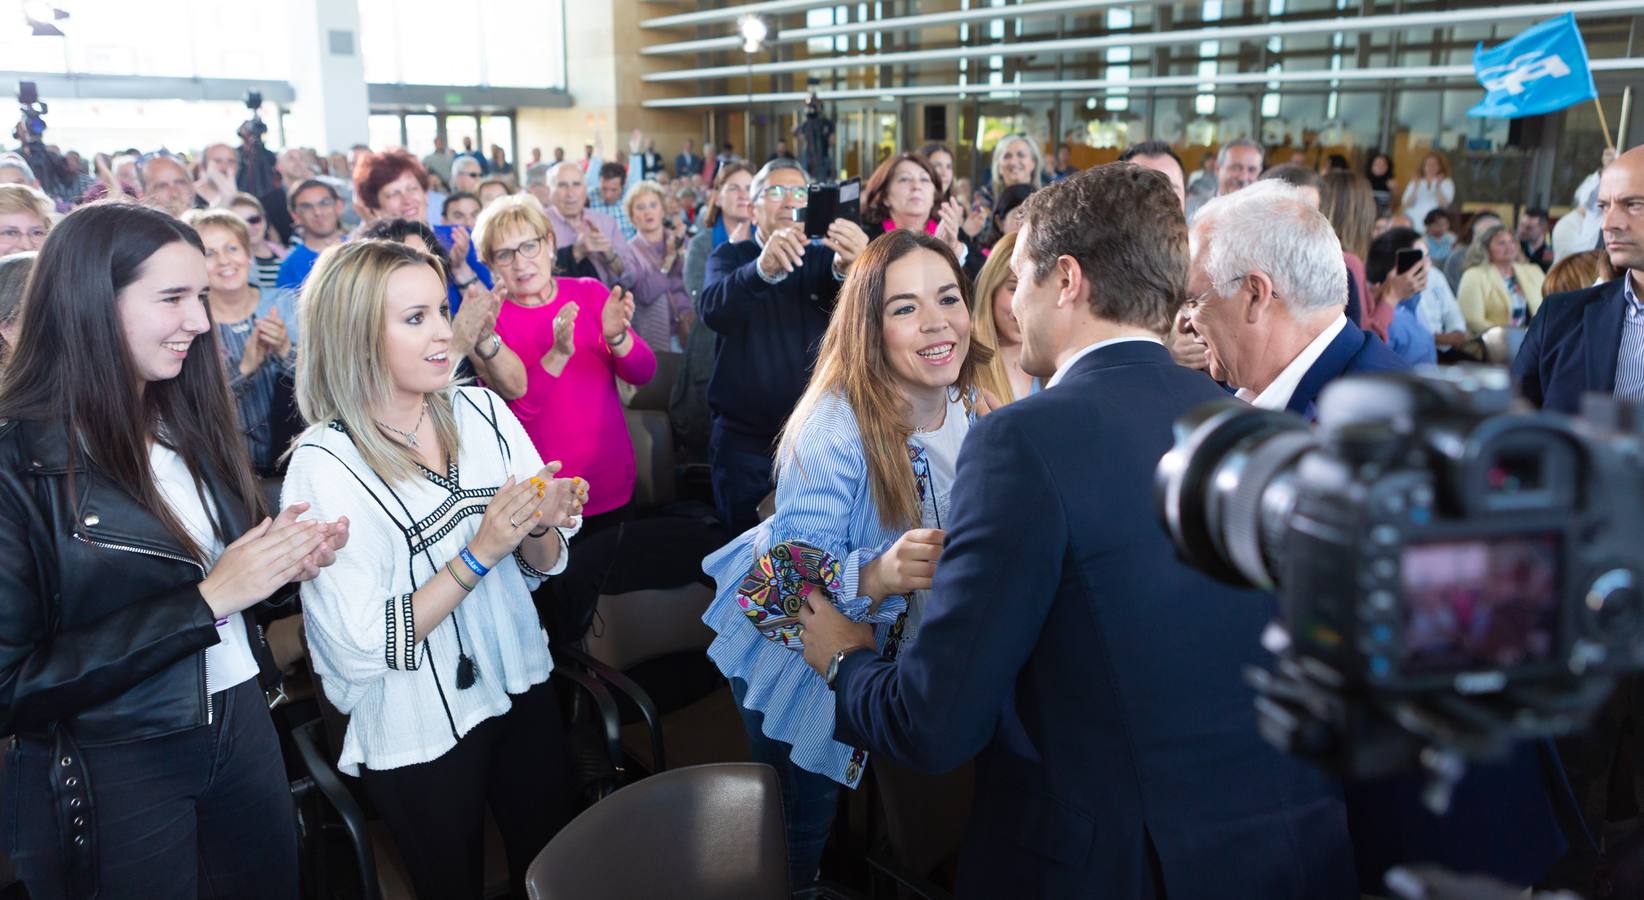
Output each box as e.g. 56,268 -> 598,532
738,14 -> 770,161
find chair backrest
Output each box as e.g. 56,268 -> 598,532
626,350 -> 683,412
1479,325 -> 1528,365
526,763 -> 787,900
586,584 -> 714,671
625,408 -> 676,508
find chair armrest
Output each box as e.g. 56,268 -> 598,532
551,664 -> 626,772
557,644 -> 666,773
291,718 -> 380,900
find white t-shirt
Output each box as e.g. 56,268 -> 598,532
904,394 -> 969,637
148,443 -> 260,696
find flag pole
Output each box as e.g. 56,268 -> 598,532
1594,96 -> 1617,153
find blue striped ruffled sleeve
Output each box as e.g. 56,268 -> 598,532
770,396 -> 905,624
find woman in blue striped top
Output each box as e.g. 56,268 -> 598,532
702,228 -> 992,889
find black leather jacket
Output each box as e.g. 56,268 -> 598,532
0,417 -> 282,747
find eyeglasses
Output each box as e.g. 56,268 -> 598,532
759,185 -> 809,204
0,226 -> 47,244
242,215 -> 264,226
493,237 -> 546,268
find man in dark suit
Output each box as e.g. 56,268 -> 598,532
1511,145 -> 1644,897
1176,179 -> 1407,422
674,139 -> 703,180
797,165 -> 1357,899
699,158 -> 868,534
1514,145 -> 1644,415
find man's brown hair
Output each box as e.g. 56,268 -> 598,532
1017,163 -> 1187,334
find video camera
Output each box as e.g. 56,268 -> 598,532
240,89 -> 267,141
17,81 -> 46,143
1155,367 -> 1644,809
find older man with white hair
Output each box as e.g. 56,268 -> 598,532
1177,179 -> 1406,420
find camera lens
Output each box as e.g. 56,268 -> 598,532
1156,399 -> 1318,588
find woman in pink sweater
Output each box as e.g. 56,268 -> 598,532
472,195 -> 656,531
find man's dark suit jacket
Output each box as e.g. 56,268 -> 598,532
832,341 -> 1358,899
1283,318 -> 1409,421
1512,278 -> 1632,415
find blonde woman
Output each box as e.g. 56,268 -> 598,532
968,231 -> 1039,402
975,133 -> 1046,234
623,178 -> 693,349
702,229 -> 989,889
184,208 -> 300,474
281,239 -> 586,900
1457,223 -> 1546,334
0,182 -> 51,256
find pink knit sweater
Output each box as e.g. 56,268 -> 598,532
492,277 -> 657,516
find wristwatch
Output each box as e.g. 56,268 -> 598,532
825,648 -> 851,690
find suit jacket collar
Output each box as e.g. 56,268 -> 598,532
1584,277 -> 1629,395
1286,318 -> 1367,416
1056,339 -> 1172,384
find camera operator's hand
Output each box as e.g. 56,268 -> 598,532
822,219 -> 869,271
860,528 -> 944,601
757,227 -> 807,279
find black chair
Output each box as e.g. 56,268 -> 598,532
289,662 -> 625,899
525,763 -> 787,900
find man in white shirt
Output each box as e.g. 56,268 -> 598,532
1177,180 -> 1408,420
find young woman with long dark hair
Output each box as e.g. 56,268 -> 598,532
701,228 -> 991,889
0,202 -> 345,899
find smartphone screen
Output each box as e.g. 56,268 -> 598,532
1395,248 -> 1423,274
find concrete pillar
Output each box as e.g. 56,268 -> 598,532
286,0 -> 370,155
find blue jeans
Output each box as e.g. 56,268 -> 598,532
730,677 -> 839,889
4,678 -> 298,900
709,422 -> 775,537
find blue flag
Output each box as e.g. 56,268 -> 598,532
1468,13 -> 1597,119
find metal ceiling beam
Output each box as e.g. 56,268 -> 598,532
640,54 -> 1644,107
641,0 -> 1644,82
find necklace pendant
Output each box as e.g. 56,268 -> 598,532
406,433 -> 419,449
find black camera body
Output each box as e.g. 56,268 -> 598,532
1157,367 -> 1644,790
240,89 -> 267,140
17,81 -> 47,142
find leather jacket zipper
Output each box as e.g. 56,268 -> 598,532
71,531 -> 213,723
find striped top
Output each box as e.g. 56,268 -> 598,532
217,287 -> 300,472
1616,274 -> 1644,404
701,390 -> 968,786
283,387 -> 578,776
251,254 -> 283,290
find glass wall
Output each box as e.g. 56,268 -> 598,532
356,0 -> 566,89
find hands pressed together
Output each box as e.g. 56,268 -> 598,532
798,527 -> 945,678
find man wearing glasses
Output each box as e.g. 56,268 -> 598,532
699,158 -> 869,534
276,179 -> 345,290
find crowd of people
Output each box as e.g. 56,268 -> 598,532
0,112 -> 1640,900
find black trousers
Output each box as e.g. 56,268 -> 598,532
4,678 -> 298,900
357,679 -> 573,900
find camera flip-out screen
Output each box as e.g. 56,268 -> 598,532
1400,534 -> 1561,675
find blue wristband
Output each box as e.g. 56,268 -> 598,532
458,546 -> 490,578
